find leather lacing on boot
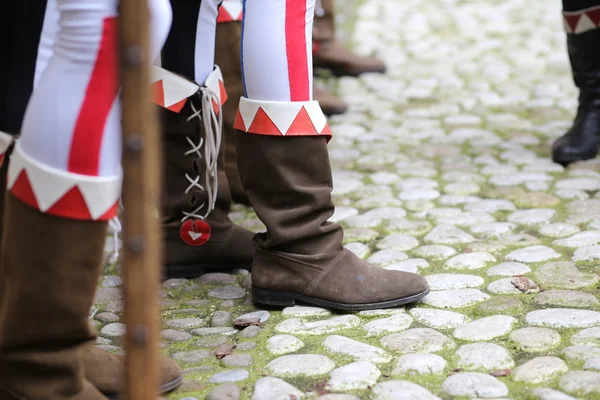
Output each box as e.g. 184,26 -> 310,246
181,86 -> 223,224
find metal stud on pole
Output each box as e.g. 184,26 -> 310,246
119,0 -> 161,398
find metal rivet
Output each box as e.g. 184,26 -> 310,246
130,325 -> 148,345
127,236 -> 146,253
125,134 -> 144,152
125,46 -> 143,65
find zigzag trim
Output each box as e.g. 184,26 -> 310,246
233,97 -> 331,138
7,143 -> 121,221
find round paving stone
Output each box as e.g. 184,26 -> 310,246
526,309 -> 600,328
409,308 -> 470,330
507,208 -> 556,226
398,189 -> 440,201
317,395 -> 360,400
453,315 -> 516,341
505,246 -> 561,263
535,290 -> 599,308
413,245 -> 457,260
421,289 -> 490,309
424,274 -> 484,290
386,218 -> 432,235
221,354 -> 254,368
470,222 -> 516,237
392,353 -> 447,375
443,372 -> 508,398
325,361 -> 381,391
166,318 -> 205,330
172,350 -> 212,364
535,262 -> 598,289
234,311 -> 270,325
367,249 -> 409,266
514,357 -> 569,384
585,358 -> 600,371
365,207 -> 408,220
275,315 -> 361,335
207,285 -> 246,300
554,231 -> 600,248
345,214 -> 383,229
443,252 -> 496,270
372,381 -> 441,400
539,223 -> 581,238
465,199 -> 516,214
478,297 -> 523,314
198,273 -> 237,285
264,354 -> 335,377
384,258 -> 429,273
96,312 -> 119,324
211,311 -> 232,327
424,225 -> 475,245
100,323 -> 126,339
323,335 -> 392,363
557,178 -> 600,191
571,328 -> 600,346
267,335 -> 305,355
510,328 -> 561,352
573,245 -> 600,262
531,387 -> 578,400
455,343 -> 514,371
487,278 -> 526,294
207,383 -> 241,400
208,370 -> 249,383
559,371 -> 600,395
192,327 -> 238,337
363,313 -> 414,337
380,328 -> 456,354
377,234 -> 420,251
331,206 -> 359,222
345,242 -> 370,258
251,377 -> 304,400
281,306 -> 331,317
563,345 -> 600,362
486,262 -> 531,277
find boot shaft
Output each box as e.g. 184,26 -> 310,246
564,7 -> 600,95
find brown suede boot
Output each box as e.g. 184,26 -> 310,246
0,194 -> 109,400
161,68 -> 254,279
0,142 -> 182,398
313,0 -> 386,77
314,86 -> 348,116
81,346 -> 182,397
215,20 -> 250,206
234,98 -> 428,311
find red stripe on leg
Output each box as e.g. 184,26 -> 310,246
285,0 -> 310,101
68,17 -> 119,176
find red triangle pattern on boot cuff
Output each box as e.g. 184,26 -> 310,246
217,0 -> 243,23
233,97 -> 332,140
564,6 -> 600,34
7,144 -> 121,221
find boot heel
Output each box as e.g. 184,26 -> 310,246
252,287 -> 296,307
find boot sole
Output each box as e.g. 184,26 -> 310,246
552,151 -> 597,167
252,286 -> 430,311
165,263 -> 251,280
104,373 -> 183,399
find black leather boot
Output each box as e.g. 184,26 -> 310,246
552,18 -> 600,166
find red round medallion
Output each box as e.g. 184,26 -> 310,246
180,219 -> 211,246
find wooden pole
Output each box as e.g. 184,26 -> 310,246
119,0 -> 161,398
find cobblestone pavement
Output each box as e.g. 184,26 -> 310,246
95,0 -> 600,399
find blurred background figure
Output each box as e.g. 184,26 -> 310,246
217,0 -> 388,205
312,0 -> 387,116
551,1 -> 600,166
